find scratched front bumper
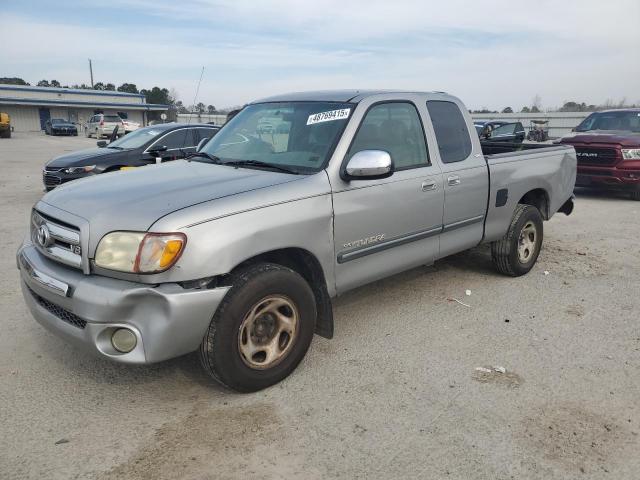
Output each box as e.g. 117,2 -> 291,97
17,242 -> 229,364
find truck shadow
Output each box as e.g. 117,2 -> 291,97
574,187 -> 634,201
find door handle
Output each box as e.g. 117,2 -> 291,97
421,180 -> 437,192
447,175 -> 461,186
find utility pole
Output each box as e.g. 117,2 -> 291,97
88,59 -> 94,88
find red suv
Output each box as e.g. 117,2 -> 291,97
559,109 -> 640,200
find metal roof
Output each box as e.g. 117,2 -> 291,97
0,84 -> 145,98
0,96 -> 167,110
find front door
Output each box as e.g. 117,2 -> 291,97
332,101 -> 444,293
38,107 -> 51,131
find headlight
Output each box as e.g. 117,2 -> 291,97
622,149 -> 640,160
95,232 -> 186,273
63,165 -> 95,174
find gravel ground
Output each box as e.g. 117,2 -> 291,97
1,132 -> 639,480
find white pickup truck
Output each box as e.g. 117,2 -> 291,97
18,90 -> 576,392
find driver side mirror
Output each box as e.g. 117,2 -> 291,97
97,140 -> 107,148
148,145 -> 168,154
343,150 -> 393,180
196,137 -> 209,152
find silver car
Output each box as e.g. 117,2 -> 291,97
18,90 -> 576,392
85,113 -> 124,138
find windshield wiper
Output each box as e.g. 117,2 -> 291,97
186,152 -> 222,163
222,159 -> 298,174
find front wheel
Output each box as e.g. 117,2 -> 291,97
491,204 -> 543,276
199,263 -> 316,392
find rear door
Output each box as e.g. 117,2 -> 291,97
332,101 -> 444,293
426,100 -> 489,258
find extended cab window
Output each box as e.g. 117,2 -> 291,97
426,101 -> 472,163
348,102 -> 429,170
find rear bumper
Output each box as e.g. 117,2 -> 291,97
17,242 -> 229,364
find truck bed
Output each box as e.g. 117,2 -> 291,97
481,142 -> 577,243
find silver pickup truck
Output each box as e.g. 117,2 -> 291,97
18,90 -> 576,392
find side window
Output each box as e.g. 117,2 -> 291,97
348,102 -> 429,170
156,129 -> 188,150
196,127 -> 216,142
492,123 -> 517,136
426,101 -> 472,163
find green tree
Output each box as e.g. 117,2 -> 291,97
117,83 -> 139,94
530,106 -> 541,113
36,80 -> 50,87
521,106 -> 531,113
501,107 -> 513,113
0,77 -> 30,85
50,80 -> 61,88
104,83 -> 116,91
93,82 -> 106,90
207,105 -> 216,114
141,87 -> 171,105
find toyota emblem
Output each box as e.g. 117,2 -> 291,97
37,224 -> 52,248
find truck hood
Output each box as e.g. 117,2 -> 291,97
560,130 -> 640,147
40,160 -> 301,242
47,147 -> 123,168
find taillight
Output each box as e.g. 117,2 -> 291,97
99,120 -> 104,126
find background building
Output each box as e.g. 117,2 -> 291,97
0,85 -> 167,133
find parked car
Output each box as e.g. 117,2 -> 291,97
18,90 -> 576,392
85,114 -> 125,139
558,109 -> 640,200
0,111 -> 10,138
121,119 -> 140,134
45,118 -> 78,136
475,121 -> 526,143
43,123 -> 219,190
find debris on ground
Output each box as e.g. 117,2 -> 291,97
577,252 -> 587,256
465,289 -> 472,296
448,297 -> 471,308
54,438 -> 69,445
472,366 -> 523,388
544,271 -> 550,276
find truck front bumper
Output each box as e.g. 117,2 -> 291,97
576,166 -> 640,190
17,243 -> 229,364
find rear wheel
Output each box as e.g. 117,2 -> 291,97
630,188 -> 640,201
491,204 -> 544,276
199,263 -> 316,392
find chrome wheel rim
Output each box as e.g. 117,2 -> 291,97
518,221 -> 537,263
238,295 -> 299,370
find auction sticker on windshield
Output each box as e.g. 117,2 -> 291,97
307,109 -> 351,125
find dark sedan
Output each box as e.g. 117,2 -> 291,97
43,123 -> 220,190
45,118 -> 78,136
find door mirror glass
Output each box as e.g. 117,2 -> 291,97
345,150 -> 393,179
196,137 -> 209,152
96,140 -> 107,148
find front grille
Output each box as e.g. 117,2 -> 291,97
575,147 -> 619,166
28,287 -> 86,329
31,211 -> 83,269
43,174 -> 61,186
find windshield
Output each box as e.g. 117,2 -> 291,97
106,126 -> 168,149
51,119 -> 66,124
576,111 -> 640,133
103,115 -> 123,123
200,101 -> 354,173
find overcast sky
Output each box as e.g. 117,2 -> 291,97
2,0 -> 639,110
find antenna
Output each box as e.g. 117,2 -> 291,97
188,66 -> 205,125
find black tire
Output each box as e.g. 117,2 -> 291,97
491,204 -> 544,276
199,263 -> 317,392
630,188 -> 640,201
0,129 -> 9,138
